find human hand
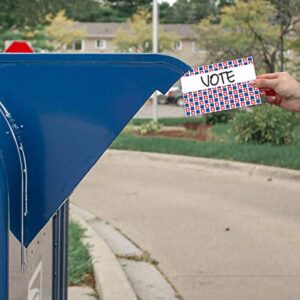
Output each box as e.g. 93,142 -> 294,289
251,72 -> 300,113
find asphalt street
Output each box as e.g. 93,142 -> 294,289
72,150 -> 300,300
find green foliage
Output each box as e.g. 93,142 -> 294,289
0,10 -> 85,52
195,0 -> 300,73
114,10 -> 179,53
68,220 -> 93,286
45,10 -> 85,51
111,132 -> 300,170
0,0 -> 125,28
0,0 -> 64,30
217,0 -> 235,10
132,117 -> 205,127
205,110 -> 235,125
0,26 -> 53,52
101,0 -> 151,21
111,124 -> 300,170
122,123 -> 135,134
161,0 -> 215,24
65,0 -> 152,23
139,120 -> 162,134
231,105 -> 295,145
64,0 -> 116,22
0,0 -> 237,29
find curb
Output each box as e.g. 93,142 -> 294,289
70,205 -> 138,300
106,149 -> 300,183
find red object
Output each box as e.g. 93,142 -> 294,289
260,88 -> 276,96
4,41 -> 34,53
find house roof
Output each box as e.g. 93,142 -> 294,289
164,24 -> 195,39
77,22 -> 195,39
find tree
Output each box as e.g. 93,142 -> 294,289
0,0 -> 64,30
269,0 -> 300,71
45,11 -> 85,51
0,26 -> 52,52
218,0 -> 235,8
0,0 -> 76,51
195,0 -> 300,73
162,0 -> 215,24
160,2 -> 172,24
104,0 -> 151,20
0,10 -> 85,52
63,0 -> 113,22
114,10 -> 179,53
160,0 -> 235,24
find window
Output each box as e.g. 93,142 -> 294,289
74,40 -> 83,50
95,39 -> 106,50
173,41 -> 182,51
66,40 -> 84,51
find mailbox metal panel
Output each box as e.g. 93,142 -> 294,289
0,54 -> 190,246
9,221 -> 53,300
0,150 -> 9,300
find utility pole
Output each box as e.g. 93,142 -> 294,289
152,0 -> 158,121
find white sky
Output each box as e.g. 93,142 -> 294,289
158,0 -> 177,5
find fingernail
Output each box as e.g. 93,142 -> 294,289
248,80 -> 255,87
261,91 -> 266,96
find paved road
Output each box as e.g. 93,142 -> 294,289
69,287 -> 96,300
72,150 -> 300,300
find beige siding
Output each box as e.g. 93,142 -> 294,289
78,37 -> 206,67
164,39 -> 206,67
83,38 -> 116,53
66,23 -> 207,67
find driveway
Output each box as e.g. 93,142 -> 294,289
134,101 -> 185,118
72,150 -> 300,300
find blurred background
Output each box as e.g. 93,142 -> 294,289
2,0 -> 300,72
2,1 -> 300,300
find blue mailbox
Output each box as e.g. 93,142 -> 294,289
0,53 -> 190,299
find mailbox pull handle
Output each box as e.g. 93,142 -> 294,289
0,101 -> 28,272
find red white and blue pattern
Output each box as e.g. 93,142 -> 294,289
184,57 -> 254,77
182,57 -> 262,117
183,82 -> 261,116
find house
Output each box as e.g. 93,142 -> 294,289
68,22 -> 206,67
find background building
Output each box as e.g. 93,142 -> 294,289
67,22 -> 206,67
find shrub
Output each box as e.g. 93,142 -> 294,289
231,105 -> 295,145
139,120 -> 162,134
205,110 -> 235,125
122,123 -> 135,134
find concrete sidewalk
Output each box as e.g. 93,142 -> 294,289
71,204 -> 179,300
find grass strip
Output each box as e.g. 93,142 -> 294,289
111,134 -> 300,170
68,220 -> 94,286
131,117 -> 205,126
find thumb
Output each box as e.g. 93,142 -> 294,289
253,78 -> 278,89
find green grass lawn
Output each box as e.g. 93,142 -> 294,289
68,220 -> 94,286
131,117 -> 205,127
111,123 -> 300,170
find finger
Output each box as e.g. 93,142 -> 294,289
256,73 -> 279,79
268,96 -> 282,106
267,96 -> 276,103
260,88 -> 276,96
253,78 -> 279,89
274,95 -> 282,106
